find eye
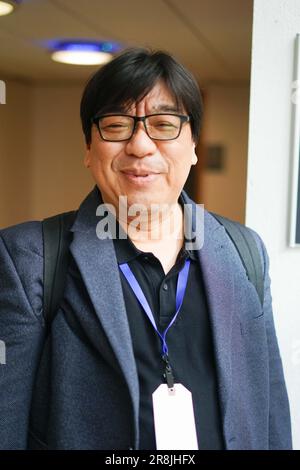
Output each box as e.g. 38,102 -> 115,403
100,117 -> 131,131
156,121 -> 176,128
105,123 -> 129,129
148,115 -> 180,129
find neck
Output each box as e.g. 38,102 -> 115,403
118,201 -> 184,246
119,202 -> 184,274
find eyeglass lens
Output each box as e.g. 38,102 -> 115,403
97,114 -> 184,141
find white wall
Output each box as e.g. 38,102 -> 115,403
247,0 -> 300,449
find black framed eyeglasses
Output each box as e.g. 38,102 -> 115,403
91,113 -> 190,142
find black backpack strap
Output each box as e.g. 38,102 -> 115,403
211,213 -> 264,307
42,211 -> 76,332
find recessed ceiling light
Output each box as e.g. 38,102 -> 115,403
49,40 -> 121,66
51,50 -> 112,66
0,0 -> 16,16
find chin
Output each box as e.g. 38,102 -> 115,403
125,193 -> 168,210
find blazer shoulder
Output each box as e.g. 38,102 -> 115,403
209,211 -> 268,276
0,221 -> 44,320
0,220 -> 43,259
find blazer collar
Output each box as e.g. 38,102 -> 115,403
70,185 -> 102,233
180,191 -> 235,432
69,185 -> 140,447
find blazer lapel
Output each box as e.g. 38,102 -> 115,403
198,215 -> 235,421
69,187 -> 139,447
181,192 -> 235,435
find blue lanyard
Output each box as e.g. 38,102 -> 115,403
119,258 -> 190,389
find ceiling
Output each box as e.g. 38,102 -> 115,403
0,0 -> 253,85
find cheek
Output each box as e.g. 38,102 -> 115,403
167,145 -> 195,178
89,144 -> 114,171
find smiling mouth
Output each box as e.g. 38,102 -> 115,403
122,170 -> 159,177
121,170 -> 160,184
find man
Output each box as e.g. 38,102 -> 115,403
0,48 -> 292,450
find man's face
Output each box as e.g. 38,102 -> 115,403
84,80 -> 198,212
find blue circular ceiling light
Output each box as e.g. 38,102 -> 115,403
0,0 -> 19,16
49,40 -> 122,66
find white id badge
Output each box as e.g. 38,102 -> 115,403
152,383 -> 198,450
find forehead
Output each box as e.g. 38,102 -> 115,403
100,81 -> 182,115
133,81 -> 181,113
140,81 -> 175,105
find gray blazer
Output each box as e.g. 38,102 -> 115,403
0,187 -> 292,449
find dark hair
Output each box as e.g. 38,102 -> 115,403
80,48 -> 203,145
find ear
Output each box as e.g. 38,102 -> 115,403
191,144 -> 198,166
84,145 -> 91,168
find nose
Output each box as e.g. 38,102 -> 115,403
125,122 -> 157,158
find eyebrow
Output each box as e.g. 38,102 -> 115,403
95,105 -> 126,115
150,104 -> 180,113
95,103 -> 182,116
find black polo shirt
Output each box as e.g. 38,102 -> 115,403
113,228 -> 224,450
